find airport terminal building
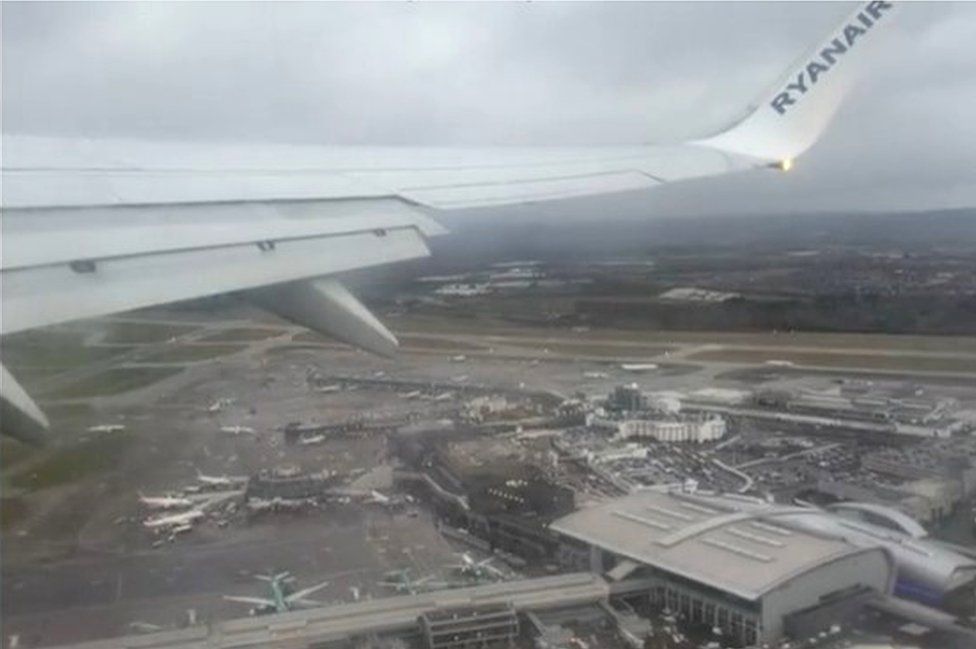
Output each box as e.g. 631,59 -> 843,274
551,490 -> 898,645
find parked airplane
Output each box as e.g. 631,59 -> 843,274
196,469 -> 248,487
143,508 -> 204,531
620,363 -> 658,373
87,424 -> 126,433
224,571 -> 331,615
378,569 -> 451,595
169,523 -> 193,537
138,492 -> 193,510
324,488 -> 395,508
219,425 -> 257,436
247,497 -> 316,513
0,1 -> 900,443
449,553 -> 506,581
129,622 -> 164,634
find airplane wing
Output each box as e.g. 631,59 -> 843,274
286,580 -> 331,603
0,1 -> 897,442
222,595 -> 275,607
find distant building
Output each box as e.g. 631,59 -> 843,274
246,467 -> 338,501
591,411 -> 727,443
645,391 -> 683,414
551,490 -> 896,645
608,383 -> 645,412
615,416 -> 726,443
396,436 -> 574,561
420,604 -> 518,649
435,283 -> 490,297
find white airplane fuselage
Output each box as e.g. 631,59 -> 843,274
144,509 -> 204,530
140,494 -> 193,509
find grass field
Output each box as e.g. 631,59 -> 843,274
200,327 -> 286,342
292,331 -> 340,344
42,403 -> 96,422
9,433 -> 135,491
3,329 -> 134,379
503,340 -> 674,359
101,321 -> 197,344
266,344 -> 340,356
688,349 -> 976,373
4,366 -> 75,392
397,335 -> 487,352
50,367 -> 183,399
1,439 -> 38,471
1,496 -> 29,530
142,344 -> 246,362
393,315 -> 976,354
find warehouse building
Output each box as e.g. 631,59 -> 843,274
550,489 -> 897,645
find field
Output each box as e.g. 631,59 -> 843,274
502,340 -> 674,359
294,331 -> 486,352
0,439 -> 37,471
688,349 -> 976,374
50,367 -> 184,399
396,334 -> 487,352
141,344 -> 246,363
393,315 -> 976,354
200,327 -> 286,342
0,497 -> 29,531
2,329 -> 134,376
101,321 -> 197,344
8,433 -> 136,491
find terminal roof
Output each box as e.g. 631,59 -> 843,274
551,489 -> 865,601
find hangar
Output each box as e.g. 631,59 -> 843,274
550,489 -> 897,645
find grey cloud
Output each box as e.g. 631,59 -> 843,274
2,1 -> 975,212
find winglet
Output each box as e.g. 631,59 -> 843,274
1,363 -> 49,445
698,0 -> 898,163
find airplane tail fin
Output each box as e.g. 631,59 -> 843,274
698,1 -> 898,164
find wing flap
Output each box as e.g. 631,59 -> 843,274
1,199 -> 445,271
1,203 -> 433,335
1,169 -> 385,209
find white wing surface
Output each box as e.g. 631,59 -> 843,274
0,1 -> 898,441
222,596 -> 276,608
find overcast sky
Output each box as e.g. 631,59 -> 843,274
3,1 -> 975,214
